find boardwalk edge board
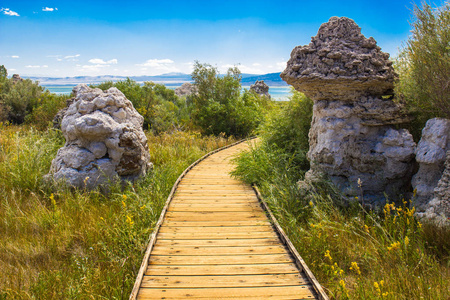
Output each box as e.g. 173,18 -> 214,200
252,185 -> 329,300
129,137 -> 256,300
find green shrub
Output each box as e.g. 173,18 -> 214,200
25,92 -> 70,130
0,77 -> 44,124
190,62 -> 270,137
395,2 -> 450,139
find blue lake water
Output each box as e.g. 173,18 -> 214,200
43,84 -> 292,101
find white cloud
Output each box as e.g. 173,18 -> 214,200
48,54 -> 76,62
42,7 -> 57,12
252,63 -> 261,67
9,68 -> 16,71
64,54 -> 79,59
137,59 -> 179,73
1,8 -> 19,16
24,65 -> 48,69
138,59 -> 174,68
88,58 -> 118,65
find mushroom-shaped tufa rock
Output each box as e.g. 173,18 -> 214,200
282,17 -> 415,205
250,80 -> 271,99
281,17 -> 397,101
47,84 -> 152,189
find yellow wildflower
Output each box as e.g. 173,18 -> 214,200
122,194 -> 127,200
382,292 -> 389,297
404,236 -> 410,247
387,241 -> 401,251
364,224 -> 370,233
140,204 -> 146,210
309,201 -> 313,207
126,215 -> 134,226
374,281 -> 381,296
50,193 -> 56,207
339,280 -> 349,298
350,261 -> 361,275
122,200 -> 126,208
324,250 -> 332,262
418,222 -> 422,228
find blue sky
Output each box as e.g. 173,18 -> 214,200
0,0 -> 438,77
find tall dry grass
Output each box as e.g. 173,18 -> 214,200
0,124 -> 235,299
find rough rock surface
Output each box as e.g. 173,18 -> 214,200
53,97 -> 75,130
418,151 -> 450,225
47,84 -> 152,189
174,83 -> 197,98
250,80 -> 271,99
412,118 -> 450,213
281,17 -> 415,205
12,74 -> 23,83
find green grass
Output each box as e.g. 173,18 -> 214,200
0,124 -> 236,299
232,140 -> 450,300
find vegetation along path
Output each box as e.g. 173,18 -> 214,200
131,139 -> 327,300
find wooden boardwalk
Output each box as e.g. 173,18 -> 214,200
131,140 -> 327,300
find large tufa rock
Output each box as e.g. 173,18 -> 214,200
47,84 -> 152,189
250,80 -> 271,99
412,118 -> 450,215
174,82 -> 197,98
281,17 -> 415,205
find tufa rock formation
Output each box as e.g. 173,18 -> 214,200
12,74 -> 23,83
281,17 -> 416,205
47,84 -> 152,189
418,151 -> 450,226
412,118 -> 450,222
250,80 -> 271,99
174,82 -> 197,98
53,96 -> 75,130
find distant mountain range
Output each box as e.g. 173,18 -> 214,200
23,72 -> 288,87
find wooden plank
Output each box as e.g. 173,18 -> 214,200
155,238 -> 280,247
167,205 -> 262,212
149,254 -> 293,265
161,220 -> 271,227
164,211 -> 267,221
158,225 -> 273,233
145,263 -> 299,276
151,245 -> 288,256
157,231 -> 276,240
137,285 -> 315,299
141,273 -> 308,288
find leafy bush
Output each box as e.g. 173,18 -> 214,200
259,89 -> 313,170
25,92 -> 71,130
395,2 -> 450,138
0,75 -> 44,124
190,62 -> 270,137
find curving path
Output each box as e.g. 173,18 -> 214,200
131,140 -> 327,300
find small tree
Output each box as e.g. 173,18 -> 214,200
396,2 -> 450,122
190,62 -> 268,137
